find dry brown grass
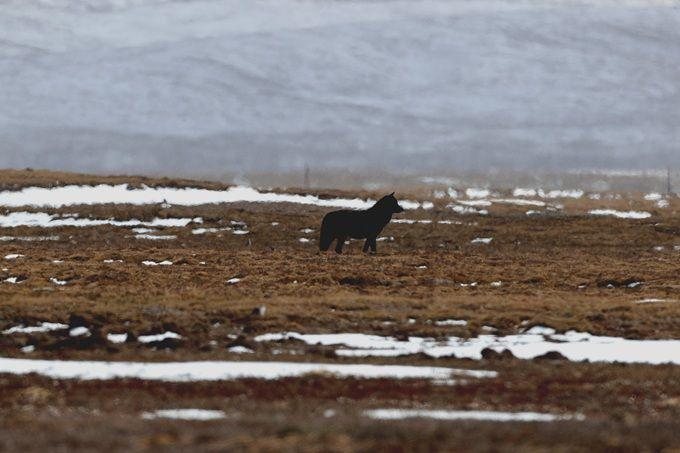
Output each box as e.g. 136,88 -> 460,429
0,169 -> 679,451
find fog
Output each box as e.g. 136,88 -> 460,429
0,0 -> 679,180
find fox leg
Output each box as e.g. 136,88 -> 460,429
362,239 -> 370,253
369,237 -> 377,253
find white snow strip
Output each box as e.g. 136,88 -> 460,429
256,330 -> 680,365
107,333 -> 128,344
50,277 -> 67,286
513,188 -> 537,197
365,409 -> 583,422
138,332 -> 182,343
644,193 -> 662,201
0,235 -> 59,242
0,212 -> 196,228
69,327 -> 90,337
539,190 -> 584,199
634,298 -> 677,304
392,219 -> 432,224
466,189 -> 490,199
228,346 -> 254,354
227,278 -> 241,284
449,204 -> 488,216
0,359 -> 478,382
192,227 -> 229,235
142,260 -> 173,266
4,254 -> 24,260
434,319 -> 468,327
4,277 -> 20,284
298,238 -> 310,243
491,198 -> 546,207
471,237 -> 493,244
300,228 -> 314,234
458,200 -> 492,207
135,234 -> 177,240
0,185 -> 429,210
3,322 -> 68,335
141,409 -> 227,421
490,281 -> 502,287
589,209 -> 651,219
232,230 -> 249,235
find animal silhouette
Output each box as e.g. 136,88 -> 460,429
319,193 -> 404,254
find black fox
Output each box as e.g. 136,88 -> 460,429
319,193 -> 404,254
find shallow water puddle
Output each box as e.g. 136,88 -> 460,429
256,328 -> 680,365
0,359 -> 492,382
365,409 -> 584,422
141,409 -> 228,421
0,185 -> 430,210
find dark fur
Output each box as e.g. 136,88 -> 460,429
319,193 -> 404,254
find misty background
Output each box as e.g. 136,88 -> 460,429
0,0 -> 679,185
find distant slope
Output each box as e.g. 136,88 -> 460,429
0,0 -> 679,175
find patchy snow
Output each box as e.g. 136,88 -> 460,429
434,319 -> 468,327
132,227 -> 155,234
50,277 -> 67,286
449,204 -> 488,216
0,235 -> 59,241
138,332 -> 182,343
227,278 -> 241,284
365,409 -> 583,422
589,209 -> 651,219
3,322 -> 68,335
21,345 -> 35,354
192,227 -> 229,234
232,230 -> 249,235
0,185 -> 430,211
657,199 -> 670,208
271,222 -> 279,226
471,237 -> 493,244
459,200 -> 492,207
298,238 -> 310,243
490,281 -> 502,287
228,346 -> 254,354
392,219 -> 432,224
69,327 -> 90,337
4,277 -> 20,284
492,198 -> 546,207
465,188 -> 490,199
513,188 -> 537,197
52,260 -> 64,264
4,254 -> 24,260
634,298 -> 676,304
0,358 -> 484,382
539,189 -> 584,199
0,211 -> 196,228
103,259 -> 123,263
135,234 -> 177,240
300,228 -> 314,234
142,260 -> 173,266
107,333 -> 128,344
141,409 -> 227,421
256,329 -> 680,365
644,193 -> 662,201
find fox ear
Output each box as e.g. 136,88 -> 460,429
389,192 -> 395,196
